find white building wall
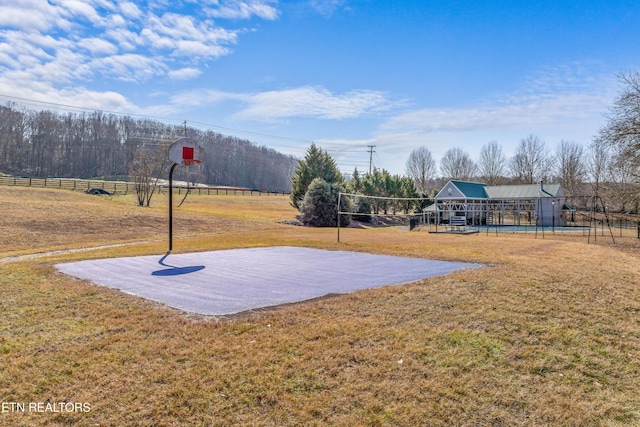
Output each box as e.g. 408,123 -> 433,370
536,198 -> 565,226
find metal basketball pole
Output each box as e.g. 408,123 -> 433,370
168,162 -> 178,253
337,192 -> 341,243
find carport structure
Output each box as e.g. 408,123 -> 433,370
432,180 -> 566,227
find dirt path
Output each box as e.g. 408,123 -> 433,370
0,241 -> 161,264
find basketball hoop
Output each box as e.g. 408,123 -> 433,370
167,137 -> 205,253
168,138 -> 205,166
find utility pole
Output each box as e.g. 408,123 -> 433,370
367,145 -> 376,174
183,120 -> 188,137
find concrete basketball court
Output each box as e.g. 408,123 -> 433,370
56,246 -> 482,315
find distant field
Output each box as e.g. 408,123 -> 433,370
1,186 -> 639,426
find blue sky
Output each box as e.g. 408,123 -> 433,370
0,0 -> 638,176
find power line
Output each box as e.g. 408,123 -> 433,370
374,151 -> 384,171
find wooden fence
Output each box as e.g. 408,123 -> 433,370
0,175 -> 290,196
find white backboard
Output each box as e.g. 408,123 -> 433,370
168,137 -> 205,165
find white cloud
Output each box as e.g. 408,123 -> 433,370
309,0 -> 350,16
0,0 -> 70,31
168,86 -> 397,121
105,28 -> 141,51
0,39 -> 86,85
57,88 -> 137,112
206,0 -> 279,20
0,52 -> 19,70
140,27 -> 177,50
142,13 -> 238,58
0,0 -> 276,97
169,67 -> 202,80
40,49 -> 90,83
0,76 -> 138,113
383,65 -> 617,141
20,32 -> 71,52
106,13 -> 128,29
169,88 -> 240,107
119,1 -> 143,19
56,0 -> 107,27
237,86 -> 396,121
0,31 -> 54,65
88,54 -> 167,82
176,39 -> 231,58
78,37 -> 119,55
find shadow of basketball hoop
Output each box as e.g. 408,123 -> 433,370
152,254 -> 205,276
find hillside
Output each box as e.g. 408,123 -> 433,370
0,104 -> 298,191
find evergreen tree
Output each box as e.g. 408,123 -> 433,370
347,166 -> 364,194
299,178 -> 352,227
290,143 -> 343,209
363,168 -> 383,214
348,167 -> 372,222
398,176 -> 418,214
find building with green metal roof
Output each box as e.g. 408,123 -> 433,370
432,180 -> 565,227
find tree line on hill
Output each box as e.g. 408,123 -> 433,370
0,103 -> 297,192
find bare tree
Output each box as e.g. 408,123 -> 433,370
478,140 -> 507,185
129,144 -> 168,207
406,146 -> 436,193
608,153 -> 640,212
555,140 -> 586,197
598,71 -> 640,182
594,71 -> 640,212
440,147 -> 477,181
587,138 -> 611,199
509,134 -> 554,184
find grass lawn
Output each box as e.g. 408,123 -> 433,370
1,186 -> 639,426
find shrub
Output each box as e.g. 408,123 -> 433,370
299,178 -> 352,227
352,197 -> 372,222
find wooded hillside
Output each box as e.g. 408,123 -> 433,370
0,104 -> 297,191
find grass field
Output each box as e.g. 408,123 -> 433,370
1,186 -> 639,426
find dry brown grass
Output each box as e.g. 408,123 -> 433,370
1,186 -> 639,426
